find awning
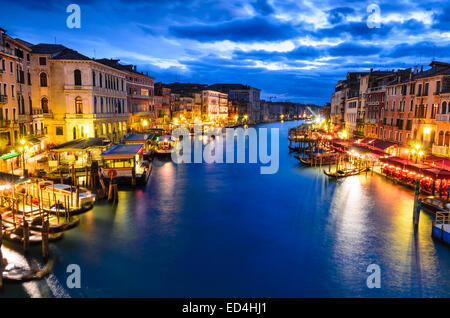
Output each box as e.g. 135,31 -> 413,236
380,156 -> 450,179
101,144 -> 143,159
51,138 -> 107,152
1,151 -> 20,160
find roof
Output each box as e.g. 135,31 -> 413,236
101,144 -> 143,157
51,138 -> 107,152
31,43 -> 91,61
0,172 -> 28,185
124,133 -> 154,141
95,58 -> 155,79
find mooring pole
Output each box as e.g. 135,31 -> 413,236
23,220 -> 29,254
414,198 -> 422,228
42,221 -> 49,261
0,213 -> 3,290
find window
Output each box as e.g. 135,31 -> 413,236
437,81 -> 441,94
1,59 -> 5,71
41,97 -> 49,113
39,57 -> 47,65
9,61 -> 13,73
410,100 -> 413,112
443,102 -> 448,114
92,71 -> 96,86
439,131 -> 444,146
75,96 -> 83,114
74,70 -> 82,86
40,72 -> 47,87
418,84 -> 422,96
99,74 -> 103,87
94,97 -> 97,113
424,83 -> 429,96
11,85 -> 15,98
27,71 -> 31,85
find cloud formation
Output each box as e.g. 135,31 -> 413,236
1,0 -> 449,104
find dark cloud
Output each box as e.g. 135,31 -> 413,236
327,43 -> 382,56
315,21 -> 393,39
169,17 -> 299,42
327,7 -> 355,24
252,0 -> 274,15
382,41 -> 450,59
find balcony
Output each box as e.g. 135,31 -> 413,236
66,112 -> 129,120
0,95 -> 7,104
432,145 -> 450,157
436,114 -> 450,122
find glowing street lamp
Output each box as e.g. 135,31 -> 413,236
18,139 -> 28,177
142,119 -> 149,128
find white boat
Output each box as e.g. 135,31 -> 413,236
39,181 -> 96,210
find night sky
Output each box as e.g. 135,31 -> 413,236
1,0 -> 449,104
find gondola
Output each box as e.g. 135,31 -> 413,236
420,196 -> 450,215
1,212 -> 80,234
2,260 -> 53,283
323,167 -> 367,178
2,225 -> 64,245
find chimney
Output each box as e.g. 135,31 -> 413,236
421,65 -> 423,72
146,72 -> 148,76
414,65 -> 418,74
370,68 -> 373,73
409,72 -> 413,81
134,65 -> 137,72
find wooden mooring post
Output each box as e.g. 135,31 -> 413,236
42,221 -> 49,261
23,220 -> 30,254
0,213 -> 3,290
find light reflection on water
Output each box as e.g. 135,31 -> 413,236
2,121 -> 450,297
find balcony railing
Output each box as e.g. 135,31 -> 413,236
432,145 -> 450,157
436,113 -> 450,122
0,95 -> 7,104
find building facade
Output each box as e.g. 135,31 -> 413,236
30,44 -> 129,145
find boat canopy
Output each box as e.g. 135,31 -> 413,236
124,133 -> 154,143
156,135 -> 176,142
50,138 -> 107,152
101,144 -> 144,159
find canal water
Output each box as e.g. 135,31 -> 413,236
2,121 -> 450,297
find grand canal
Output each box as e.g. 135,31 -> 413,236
2,121 -> 450,297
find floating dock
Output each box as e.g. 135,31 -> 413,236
432,211 -> 450,245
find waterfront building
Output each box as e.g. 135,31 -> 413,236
154,82 -> 172,127
201,90 -> 228,122
29,44 -> 129,145
208,84 -> 261,123
95,59 -> 155,133
381,69 -> 415,146
363,71 -> 396,139
0,28 -> 33,150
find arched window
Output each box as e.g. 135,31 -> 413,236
92,71 -> 96,86
446,131 -> 450,147
442,102 -> 448,114
75,96 -> 83,114
438,131 -> 444,146
41,97 -> 49,113
40,72 -> 47,87
93,97 -> 97,113
74,69 -> 82,86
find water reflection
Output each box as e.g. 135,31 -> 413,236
2,121 -> 450,297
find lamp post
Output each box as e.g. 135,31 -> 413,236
18,139 -> 28,177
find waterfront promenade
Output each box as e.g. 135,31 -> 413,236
1,121 -> 450,297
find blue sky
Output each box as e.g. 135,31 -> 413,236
1,0 -> 449,104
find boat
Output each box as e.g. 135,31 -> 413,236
421,196 -> 450,215
324,167 -> 367,178
2,224 -> 63,245
2,260 -> 53,283
154,135 -> 177,156
38,181 -> 96,213
1,211 -> 80,234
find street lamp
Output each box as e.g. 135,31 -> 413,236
18,139 -> 28,177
